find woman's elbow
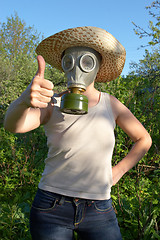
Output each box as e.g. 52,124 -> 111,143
3,118 -> 19,133
3,121 -> 16,133
144,133 -> 152,151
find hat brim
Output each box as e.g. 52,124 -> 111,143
36,26 -> 126,82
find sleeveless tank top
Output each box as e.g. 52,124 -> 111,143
38,92 -> 116,200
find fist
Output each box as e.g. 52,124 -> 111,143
28,55 -> 54,108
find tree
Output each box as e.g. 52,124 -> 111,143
116,2 -> 160,237
131,1 -> 160,84
132,0 -> 160,47
0,12 -> 40,59
0,12 -> 66,120
130,1 -> 160,99
0,13 -> 41,123
0,14 -> 48,239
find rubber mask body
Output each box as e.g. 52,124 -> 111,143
60,47 -> 101,114
62,47 -> 101,91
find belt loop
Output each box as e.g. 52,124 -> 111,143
87,200 -> 94,206
59,196 -> 65,205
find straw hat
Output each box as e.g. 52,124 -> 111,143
36,26 -> 126,82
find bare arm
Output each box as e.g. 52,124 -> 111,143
4,56 -> 54,133
110,95 -> 152,185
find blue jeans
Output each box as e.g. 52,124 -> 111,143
30,188 -> 122,240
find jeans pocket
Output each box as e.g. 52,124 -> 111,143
93,199 -> 116,221
32,189 -> 57,211
93,198 -> 113,213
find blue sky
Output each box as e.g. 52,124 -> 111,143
1,0 -> 153,76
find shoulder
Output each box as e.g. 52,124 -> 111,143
109,95 -> 130,121
109,95 -> 149,142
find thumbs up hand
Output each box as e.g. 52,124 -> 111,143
25,55 -> 54,108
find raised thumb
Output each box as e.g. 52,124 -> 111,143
36,55 -> 46,77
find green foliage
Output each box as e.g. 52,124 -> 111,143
0,190 -> 33,240
0,126 -> 47,240
0,8 -> 160,240
110,74 -> 160,239
45,64 -> 67,92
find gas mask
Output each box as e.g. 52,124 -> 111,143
60,46 -> 101,114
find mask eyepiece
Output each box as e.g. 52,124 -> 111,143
79,54 -> 96,72
62,53 -> 96,73
62,54 -> 74,72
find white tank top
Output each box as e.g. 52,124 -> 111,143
38,92 -> 116,200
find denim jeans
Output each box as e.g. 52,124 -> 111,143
30,188 -> 122,240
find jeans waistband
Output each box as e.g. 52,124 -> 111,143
38,188 -> 95,205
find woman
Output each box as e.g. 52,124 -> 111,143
4,27 -> 152,240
